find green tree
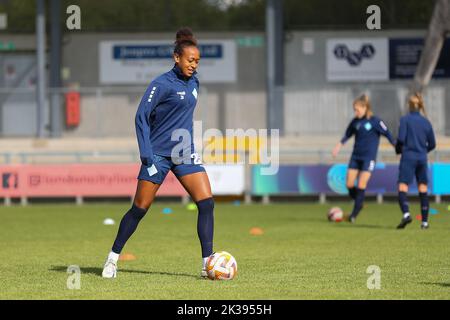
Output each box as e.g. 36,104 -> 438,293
0,0 -> 436,33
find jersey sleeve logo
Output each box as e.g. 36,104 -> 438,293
192,88 -> 198,100
148,86 -> 157,102
379,120 -> 387,131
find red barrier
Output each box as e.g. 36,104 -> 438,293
66,91 -> 80,127
0,164 -> 187,197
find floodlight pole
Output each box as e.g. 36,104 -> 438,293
50,0 -> 62,137
36,0 -> 47,138
266,0 -> 284,135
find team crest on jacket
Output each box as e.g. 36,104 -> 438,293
364,122 -> 372,131
192,88 -> 198,100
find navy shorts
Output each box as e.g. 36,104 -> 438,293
348,157 -> 376,172
138,153 -> 206,185
398,159 -> 428,185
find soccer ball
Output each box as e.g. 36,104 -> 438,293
206,251 -> 237,280
327,207 -> 344,222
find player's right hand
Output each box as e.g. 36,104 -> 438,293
332,143 -> 341,158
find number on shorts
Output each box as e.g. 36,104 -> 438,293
191,153 -> 202,165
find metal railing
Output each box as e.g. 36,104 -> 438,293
283,82 -> 450,136
0,86 -> 212,138
1,83 -> 449,137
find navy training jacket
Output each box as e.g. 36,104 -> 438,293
135,65 -> 200,165
341,116 -> 395,161
396,111 -> 436,161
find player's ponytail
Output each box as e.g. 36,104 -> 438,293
174,27 -> 198,57
354,94 -> 373,119
408,92 -> 427,117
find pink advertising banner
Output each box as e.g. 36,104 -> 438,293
0,164 -> 187,197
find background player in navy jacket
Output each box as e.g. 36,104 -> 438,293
396,93 -> 436,230
333,94 -> 395,223
102,28 -> 214,278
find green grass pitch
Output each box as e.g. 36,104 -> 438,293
0,202 -> 449,299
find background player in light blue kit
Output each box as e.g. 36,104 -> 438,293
102,28 -> 214,278
333,94 -> 395,223
396,93 -> 436,229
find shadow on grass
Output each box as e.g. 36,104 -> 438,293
335,223 -> 394,230
421,282 -> 450,288
49,265 -> 200,279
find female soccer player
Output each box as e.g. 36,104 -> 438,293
102,28 -> 214,278
395,93 -> 436,230
332,94 -> 395,223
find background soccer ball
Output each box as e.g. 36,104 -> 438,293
327,207 -> 344,222
206,251 -> 237,280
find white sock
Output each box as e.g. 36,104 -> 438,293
202,257 -> 208,269
108,251 -> 120,263
403,212 -> 410,219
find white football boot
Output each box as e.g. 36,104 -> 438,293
102,259 -> 117,278
201,257 -> 209,278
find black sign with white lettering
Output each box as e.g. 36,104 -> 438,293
389,38 -> 450,79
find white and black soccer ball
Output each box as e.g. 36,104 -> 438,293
327,207 -> 344,222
